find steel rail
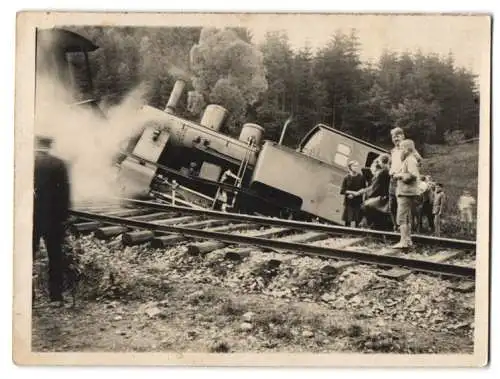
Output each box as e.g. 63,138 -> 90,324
70,210 -> 475,279
108,198 -> 477,250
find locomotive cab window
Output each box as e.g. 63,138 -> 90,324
300,125 -> 386,170
302,128 -> 340,165
337,143 -> 351,156
334,152 -> 349,167
334,143 -> 351,167
301,128 -> 356,168
66,51 -> 93,100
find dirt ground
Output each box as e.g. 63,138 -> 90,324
32,279 -> 474,354
31,234 -> 475,354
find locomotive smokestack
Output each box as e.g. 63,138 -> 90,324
165,79 -> 186,113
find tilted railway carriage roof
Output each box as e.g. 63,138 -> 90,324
300,123 -> 389,154
37,28 -> 99,53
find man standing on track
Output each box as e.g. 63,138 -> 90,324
392,139 -> 421,248
388,128 -> 405,231
33,135 -> 71,307
388,128 -> 422,231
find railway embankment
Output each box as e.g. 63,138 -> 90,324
32,231 -> 474,353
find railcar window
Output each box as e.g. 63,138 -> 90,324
334,142 -> 351,167
302,128 -> 354,168
337,143 -> 351,156
66,51 -> 93,101
302,129 -> 337,164
334,153 -> 349,167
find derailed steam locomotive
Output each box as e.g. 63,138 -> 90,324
37,28 -> 388,225
118,78 -> 388,224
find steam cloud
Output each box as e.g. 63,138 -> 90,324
35,74 -> 149,205
188,28 -> 268,130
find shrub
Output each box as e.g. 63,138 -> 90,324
444,130 -> 466,146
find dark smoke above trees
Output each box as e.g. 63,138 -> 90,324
69,25 -> 480,150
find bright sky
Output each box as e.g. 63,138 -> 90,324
246,14 -> 490,76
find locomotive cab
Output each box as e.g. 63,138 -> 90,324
299,124 -> 384,183
249,124 -> 387,224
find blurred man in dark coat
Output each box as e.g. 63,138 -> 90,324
33,135 -> 71,305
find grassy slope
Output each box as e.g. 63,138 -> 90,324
420,141 -> 479,237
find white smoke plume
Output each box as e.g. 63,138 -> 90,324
35,74 -> 149,205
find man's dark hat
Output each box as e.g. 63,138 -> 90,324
35,135 -> 54,149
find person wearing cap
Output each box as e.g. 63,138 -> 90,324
33,135 -> 71,306
340,160 -> 367,227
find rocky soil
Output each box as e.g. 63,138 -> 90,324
32,234 -> 475,353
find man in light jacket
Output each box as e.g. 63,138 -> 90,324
389,128 -> 422,231
392,139 -> 421,248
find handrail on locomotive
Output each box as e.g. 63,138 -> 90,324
278,116 -> 294,146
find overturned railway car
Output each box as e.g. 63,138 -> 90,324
119,79 -> 388,224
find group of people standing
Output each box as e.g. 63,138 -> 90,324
340,127 -> 475,248
340,155 -> 391,230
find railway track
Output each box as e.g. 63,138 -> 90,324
69,198 -> 476,282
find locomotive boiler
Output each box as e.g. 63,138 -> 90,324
117,79 -> 265,207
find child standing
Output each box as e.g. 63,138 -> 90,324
415,175 -> 435,232
458,189 -> 476,235
340,160 -> 367,227
432,183 -> 446,237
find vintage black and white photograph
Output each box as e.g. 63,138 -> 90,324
13,12 -> 490,365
